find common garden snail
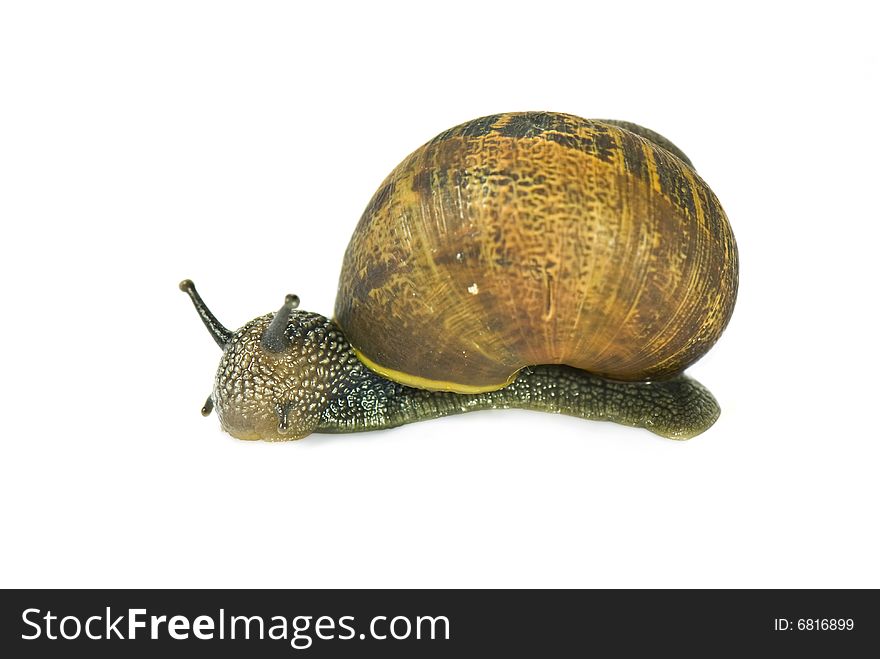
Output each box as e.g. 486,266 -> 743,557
181,111 -> 738,441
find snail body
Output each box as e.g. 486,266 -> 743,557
182,111 -> 738,441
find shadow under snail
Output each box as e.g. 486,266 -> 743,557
181,111 -> 738,442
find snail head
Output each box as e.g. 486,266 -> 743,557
179,280 -> 348,441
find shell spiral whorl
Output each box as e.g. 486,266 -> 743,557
335,111 -> 738,393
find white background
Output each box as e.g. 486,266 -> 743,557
1,1 -> 877,588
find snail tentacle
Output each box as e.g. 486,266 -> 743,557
276,403 -> 291,433
179,279 -> 233,348
261,294 -> 300,353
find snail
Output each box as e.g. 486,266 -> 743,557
181,111 -> 738,442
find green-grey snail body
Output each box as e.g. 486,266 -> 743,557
181,111 -> 738,442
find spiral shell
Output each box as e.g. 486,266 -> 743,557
334,111 -> 738,393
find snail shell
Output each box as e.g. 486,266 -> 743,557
335,111 -> 738,393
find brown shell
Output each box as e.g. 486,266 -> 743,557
334,112 -> 738,392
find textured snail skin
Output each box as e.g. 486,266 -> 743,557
336,111 -> 737,392
211,312 -> 718,441
321,364 -> 718,441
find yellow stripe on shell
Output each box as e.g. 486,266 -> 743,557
352,346 -> 518,394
